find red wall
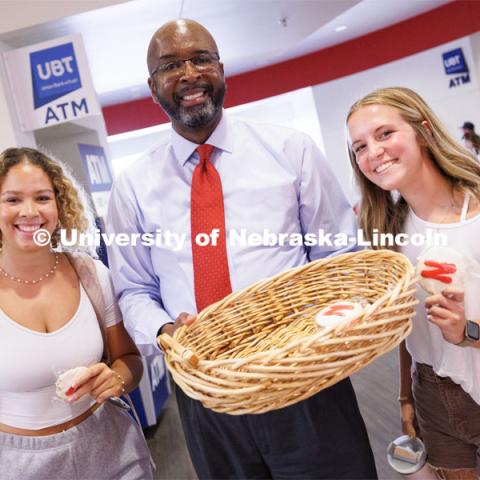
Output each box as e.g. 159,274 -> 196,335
103,0 -> 480,135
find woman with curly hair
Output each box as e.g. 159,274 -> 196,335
0,147 -> 152,479
346,87 -> 480,479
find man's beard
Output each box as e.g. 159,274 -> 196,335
157,84 -> 226,129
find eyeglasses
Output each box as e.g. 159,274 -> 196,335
150,52 -> 220,78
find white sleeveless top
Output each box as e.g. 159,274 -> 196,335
402,194 -> 480,405
0,260 -> 121,429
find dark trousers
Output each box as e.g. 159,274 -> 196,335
176,378 -> 377,480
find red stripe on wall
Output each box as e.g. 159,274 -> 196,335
103,0 -> 480,135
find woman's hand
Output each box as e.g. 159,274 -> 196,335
425,286 -> 466,344
67,363 -> 125,404
400,398 -> 418,438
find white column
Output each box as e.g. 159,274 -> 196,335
0,41 -> 36,150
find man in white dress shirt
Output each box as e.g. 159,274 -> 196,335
107,18 -> 377,480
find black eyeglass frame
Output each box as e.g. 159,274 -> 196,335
149,52 -> 220,78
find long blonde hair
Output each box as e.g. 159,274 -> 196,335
346,87 -> 480,248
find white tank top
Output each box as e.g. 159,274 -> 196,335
402,194 -> 480,405
0,260 -> 121,429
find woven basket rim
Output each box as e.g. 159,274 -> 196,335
198,248 -> 412,315
165,249 -> 416,367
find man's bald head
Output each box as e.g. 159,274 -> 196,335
147,19 -> 219,75
146,18 -> 225,142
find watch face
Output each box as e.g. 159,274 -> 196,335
466,320 -> 480,341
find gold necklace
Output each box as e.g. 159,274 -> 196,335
414,191 -> 461,224
436,193 -> 464,224
0,253 -> 59,285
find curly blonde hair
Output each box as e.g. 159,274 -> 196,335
346,87 -> 480,249
0,147 -> 96,253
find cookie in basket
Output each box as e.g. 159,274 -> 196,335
416,246 -> 465,294
315,301 -> 365,330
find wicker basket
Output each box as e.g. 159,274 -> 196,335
159,249 -> 417,415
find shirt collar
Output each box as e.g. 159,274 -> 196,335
171,111 -> 234,166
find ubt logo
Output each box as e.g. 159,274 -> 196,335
30,42 -> 82,109
36,56 -> 75,80
442,48 -> 470,88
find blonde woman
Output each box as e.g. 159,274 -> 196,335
0,147 -> 152,479
347,87 -> 480,479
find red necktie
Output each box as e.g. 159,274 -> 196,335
191,144 -> 232,311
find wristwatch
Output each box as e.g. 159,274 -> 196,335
456,320 -> 480,347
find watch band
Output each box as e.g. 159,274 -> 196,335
456,320 -> 480,347
455,336 -> 475,347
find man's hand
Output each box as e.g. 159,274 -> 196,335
160,312 -> 196,337
425,286 -> 466,344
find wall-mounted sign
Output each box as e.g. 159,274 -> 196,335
442,47 -> 470,88
78,143 -> 113,217
3,34 -> 100,131
129,354 -> 170,428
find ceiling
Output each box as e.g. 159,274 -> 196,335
0,0 -> 452,107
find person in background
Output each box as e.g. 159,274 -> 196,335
460,121 -> 480,157
347,87 -> 480,479
0,147 -> 152,480
107,17 -> 377,480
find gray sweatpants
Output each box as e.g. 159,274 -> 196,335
0,400 -> 153,480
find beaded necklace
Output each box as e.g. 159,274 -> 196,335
0,253 -> 59,285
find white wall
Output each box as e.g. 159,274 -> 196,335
0,40 -> 36,150
34,122 -> 103,216
0,1 -> 129,35
227,87 -> 324,154
312,35 -> 480,202
471,32 -> 480,85
108,33 -> 480,204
